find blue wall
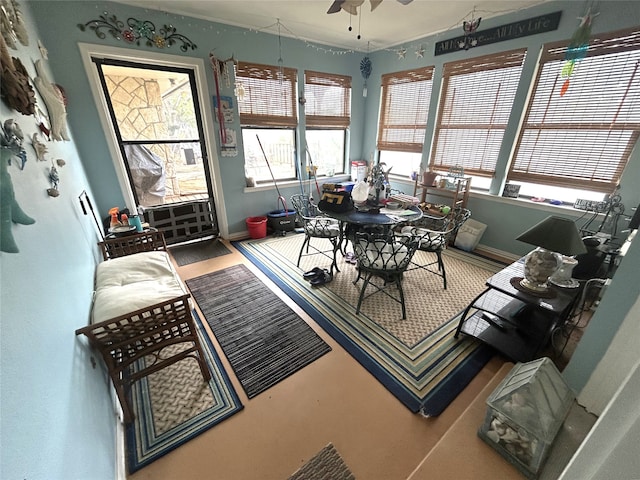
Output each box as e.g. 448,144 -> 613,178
1,1 -> 637,478
1,3 -> 116,479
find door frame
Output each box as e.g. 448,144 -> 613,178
78,42 -> 229,238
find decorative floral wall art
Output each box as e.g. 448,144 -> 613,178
78,12 -> 197,52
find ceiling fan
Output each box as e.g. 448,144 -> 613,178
327,0 -> 414,15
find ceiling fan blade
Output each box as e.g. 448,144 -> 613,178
327,0 -> 344,14
370,0 -> 383,11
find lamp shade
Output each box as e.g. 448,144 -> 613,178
516,216 -> 587,256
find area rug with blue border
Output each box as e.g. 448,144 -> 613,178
125,312 -> 243,473
234,233 -> 504,416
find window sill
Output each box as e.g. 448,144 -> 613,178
393,177 -> 594,217
469,189 -> 597,217
243,174 -> 351,194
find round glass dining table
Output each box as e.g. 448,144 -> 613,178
319,204 -> 424,254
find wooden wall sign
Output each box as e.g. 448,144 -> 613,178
435,11 -> 562,56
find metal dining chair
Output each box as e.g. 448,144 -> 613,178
402,208 -> 471,289
291,194 -> 341,274
352,231 -> 419,319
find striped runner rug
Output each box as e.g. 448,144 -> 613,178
186,264 -> 332,399
126,313 -> 243,473
234,233 -> 505,416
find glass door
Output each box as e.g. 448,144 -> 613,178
93,59 -> 218,242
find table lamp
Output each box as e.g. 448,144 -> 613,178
516,215 -> 587,293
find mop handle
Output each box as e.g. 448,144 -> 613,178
256,135 -> 289,215
277,195 -> 289,216
256,135 -> 283,197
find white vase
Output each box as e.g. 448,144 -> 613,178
352,180 -> 369,204
549,256 -> 579,288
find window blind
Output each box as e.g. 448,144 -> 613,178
509,27 -> 640,193
377,66 -> 434,153
304,70 -> 351,128
430,48 -> 527,176
236,61 -> 298,127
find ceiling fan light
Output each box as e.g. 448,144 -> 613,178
342,0 -> 364,15
328,0 -> 411,15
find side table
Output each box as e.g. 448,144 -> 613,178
105,225 -> 157,240
454,258 -> 580,362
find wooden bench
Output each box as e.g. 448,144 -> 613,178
75,231 -> 211,423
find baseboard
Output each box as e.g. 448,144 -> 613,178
229,232 -> 521,265
228,231 -> 250,242
116,417 -> 126,480
473,243 -> 520,265
113,387 -> 126,480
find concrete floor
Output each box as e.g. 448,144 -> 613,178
128,238 -> 593,480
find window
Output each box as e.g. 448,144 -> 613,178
430,49 -> 527,177
236,61 -> 298,182
377,66 -> 434,177
509,27 -> 640,194
304,70 -> 351,176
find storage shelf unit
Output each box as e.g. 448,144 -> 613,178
413,176 -> 471,215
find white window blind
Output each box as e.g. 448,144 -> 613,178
304,70 -> 351,128
236,61 -> 298,127
509,27 -> 640,193
377,66 -> 434,153
430,48 -> 527,176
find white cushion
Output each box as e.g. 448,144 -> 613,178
401,226 -> 445,250
91,251 -> 188,324
305,218 -> 340,236
362,243 -> 410,269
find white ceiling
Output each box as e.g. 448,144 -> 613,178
119,0 -> 550,52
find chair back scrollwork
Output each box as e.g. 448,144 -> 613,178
290,194 -> 341,273
352,231 -> 419,319
354,232 -> 419,274
400,208 -> 472,290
